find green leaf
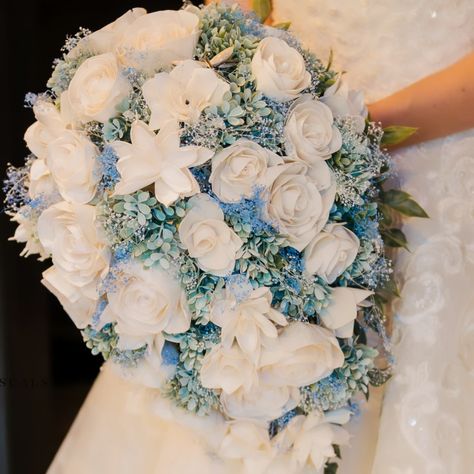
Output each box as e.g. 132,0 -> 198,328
153,208 -> 166,221
273,21 -> 291,30
137,203 -> 151,215
392,198 -> 429,218
162,228 -> 174,241
333,444 -> 342,459
368,368 -> 392,387
325,462 -> 339,474
381,125 -> 417,146
383,275 -> 401,298
373,293 -> 387,311
326,49 -> 334,71
381,227 -> 409,250
137,213 -> 146,226
377,203 -> 393,226
252,0 -> 272,23
381,189 -> 429,218
137,192 -> 149,202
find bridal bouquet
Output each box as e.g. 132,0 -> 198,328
4,3 -> 426,473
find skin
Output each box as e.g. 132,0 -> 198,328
207,0 -> 474,147
369,52 -> 474,147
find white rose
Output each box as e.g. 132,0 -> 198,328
24,100 -> 67,159
321,287 -> 372,338
322,76 -> 368,134
9,209 -> 49,260
178,194 -> 242,276
46,130 -> 99,204
304,223 -> 360,284
221,382 -> 299,422
259,321 -> 344,388
104,261 -> 191,346
116,10 -> 199,74
272,409 -> 351,471
37,202 -> 110,327
264,162 -> 336,251
62,52 -> 129,123
210,139 -> 283,203
28,159 -> 56,199
111,121 -> 213,206
142,60 -> 230,130
200,343 -> 258,395
219,421 -> 275,474
251,37 -> 311,102
210,286 -> 287,362
284,95 -> 342,164
68,8 -> 147,57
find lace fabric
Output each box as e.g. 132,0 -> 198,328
370,132 -> 474,474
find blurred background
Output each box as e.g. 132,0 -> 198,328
1,1 -> 200,472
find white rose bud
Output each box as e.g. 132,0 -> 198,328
264,162 -> 336,251
210,139 -> 283,203
61,52 -> 129,123
178,194 -> 242,276
304,223 -> 360,283
259,321 -> 344,388
251,37 -> 311,102
116,10 -> 199,74
322,287 -> 372,338
46,130 -> 100,204
322,75 -> 368,134
284,95 -> 342,164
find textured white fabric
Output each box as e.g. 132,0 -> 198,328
48,363 -> 237,474
49,2 -> 474,473
272,1 -> 474,473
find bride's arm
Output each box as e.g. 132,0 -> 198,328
368,52 -> 474,147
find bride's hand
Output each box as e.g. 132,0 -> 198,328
368,52 -> 474,147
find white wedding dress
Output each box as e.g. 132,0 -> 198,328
48,1 -> 474,473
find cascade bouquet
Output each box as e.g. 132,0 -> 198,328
4,3 -> 426,473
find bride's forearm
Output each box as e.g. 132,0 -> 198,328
368,52 -> 474,147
